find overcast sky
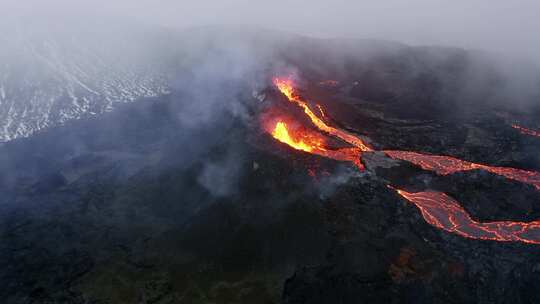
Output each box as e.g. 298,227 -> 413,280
6,0 -> 540,62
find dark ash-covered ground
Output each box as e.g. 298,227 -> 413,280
1,32 -> 540,303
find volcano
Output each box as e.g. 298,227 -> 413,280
2,28 -> 540,303
264,76 -> 540,244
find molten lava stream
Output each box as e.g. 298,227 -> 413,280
268,75 -> 540,245
393,188 -> 540,244
384,150 -> 540,190
273,77 -> 373,152
269,120 -> 364,170
512,124 -> 540,138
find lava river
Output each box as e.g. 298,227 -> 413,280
265,76 -> 540,245
512,124 -> 540,138
396,189 -> 540,244
384,150 -> 540,190
273,78 -> 373,152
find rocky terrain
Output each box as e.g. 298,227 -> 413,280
0,20 -> 176,142
1,29 -> 540,303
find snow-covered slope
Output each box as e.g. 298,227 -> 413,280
0,21 -> 172,142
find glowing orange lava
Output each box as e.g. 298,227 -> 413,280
512,124 -> 540,138
273,77 -> 373,152
270,119 -> 365,170
316,104 -> 326,119
266,75 -> 540,244
271,121 -> 324,153
384,151 -> 540,190
394,188 -> 540,244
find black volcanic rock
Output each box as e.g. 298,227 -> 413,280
1,29 -> 540,304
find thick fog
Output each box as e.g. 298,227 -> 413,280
6,0 -> 540,63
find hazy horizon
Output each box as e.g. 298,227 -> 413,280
4,0 -> 540,63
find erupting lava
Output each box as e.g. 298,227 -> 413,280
272,121 -> 324,153
266,75 -> 540,245
270,120 -> 364,170
273,77 -> 373,152
512,124 -> 540,138
394,189 -> 540,244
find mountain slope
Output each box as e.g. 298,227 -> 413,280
0,21 -> 171,142
1,29 -> 540,303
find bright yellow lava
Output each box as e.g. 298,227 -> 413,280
272,121 -> 320,152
